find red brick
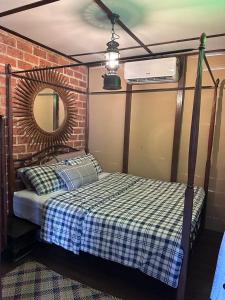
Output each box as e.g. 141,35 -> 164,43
0,54 -> 17,67
0,32 -> 16,47
69,78 -> 78,86
78,108 -> 86,116
0,43 -> 7,54
17,136 -> 29,144
78,66 -> 87,74
47,53 -> 59,64
24,53 -> 39,65
7,46 -> 23,60
0,87 -> 6,95
74,71 -> 82,79
76,101 -> 83,108
0,106 -> 5,115
17,40 -> 32,53
0,65 -> 5,72
78,94 -> 86,101
39,59 -> 53,67
0,31 -> 87,159
13,127 -> 23,135
78,134 -> 84,141
33,47 -> 46,59
79,80 -> 87,88
78,121 -> 85,127
58,57 -> 72,65
0,76 -> 5,86
17,60 -> 33,70
13,145 -> 26,153
73,128 -> 82,134
64,68 -> 73,76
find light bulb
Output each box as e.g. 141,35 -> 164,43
105,51 -> 119,71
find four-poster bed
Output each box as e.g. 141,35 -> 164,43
1,3 -> 220,297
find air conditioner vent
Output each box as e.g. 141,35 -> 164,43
124,58 -> 180,84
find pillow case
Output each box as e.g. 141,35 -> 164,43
17,168 -> 34,190
21,163 -> 66,195
17,157 -> 59,190
55,159 -> 98,191
65,153 -> 102,175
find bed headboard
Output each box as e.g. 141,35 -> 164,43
13,144 -> 82,191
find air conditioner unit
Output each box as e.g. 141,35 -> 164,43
124,57 -> 180,84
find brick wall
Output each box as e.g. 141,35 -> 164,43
0,29 -> 88,159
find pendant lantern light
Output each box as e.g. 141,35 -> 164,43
103,14 -> 121,90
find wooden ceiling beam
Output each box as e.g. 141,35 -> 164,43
93,0 -> 152,54
69,32 -> 225,58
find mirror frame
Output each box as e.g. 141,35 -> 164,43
14,69 -> 77,149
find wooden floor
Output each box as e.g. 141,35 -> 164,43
1,229 -> 223,300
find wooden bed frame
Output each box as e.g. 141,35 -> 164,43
13,144 -> 81,191
2,26 -> 220,300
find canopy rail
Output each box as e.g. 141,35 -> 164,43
12,73 -> 87,95
90,85 -> 215,95
11,48 -> 197,75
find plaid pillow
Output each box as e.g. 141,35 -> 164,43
17,168 -> 34,190
65,153 -> 102,174
22,163 -> 66,195
55,160 -> 98,191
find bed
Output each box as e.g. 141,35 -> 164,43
13,161 -> 205,289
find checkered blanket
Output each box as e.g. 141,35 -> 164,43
41,173 -> 205,288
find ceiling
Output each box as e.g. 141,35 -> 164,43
0,0 -> 225,63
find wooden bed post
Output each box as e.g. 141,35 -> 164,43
5,64 -> 14,216
204,79 -> 219,194
176,33 -> 206,300
85,67 -> 90,153
0,116 -> 7,251
201,79 -> 219,228
122,84 -> 132,173
171,56 -> 187,182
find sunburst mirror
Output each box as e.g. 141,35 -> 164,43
14,69 -> 77,149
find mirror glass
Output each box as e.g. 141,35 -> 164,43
33,88 -> 65,132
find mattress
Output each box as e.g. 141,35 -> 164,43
41,172 -> 205,288
13,172 -> 110,225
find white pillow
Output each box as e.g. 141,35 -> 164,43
55,160 -> 98,191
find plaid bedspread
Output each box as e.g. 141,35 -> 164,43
41,173 -> 205,288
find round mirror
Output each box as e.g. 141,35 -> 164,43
33,88 -> 65,132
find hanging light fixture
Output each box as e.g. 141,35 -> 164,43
103,13 -> 121,90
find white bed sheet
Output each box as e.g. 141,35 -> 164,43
13,172 -> 110,225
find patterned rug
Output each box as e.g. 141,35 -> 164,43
1,261 -> 121,300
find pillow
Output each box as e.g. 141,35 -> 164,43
22,163 -> 66,195
65,153 -> 102,175
55,150 -> 85,162
55,160 -> 98,191
17,168 -> 34,190
17,157 -> 59,190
